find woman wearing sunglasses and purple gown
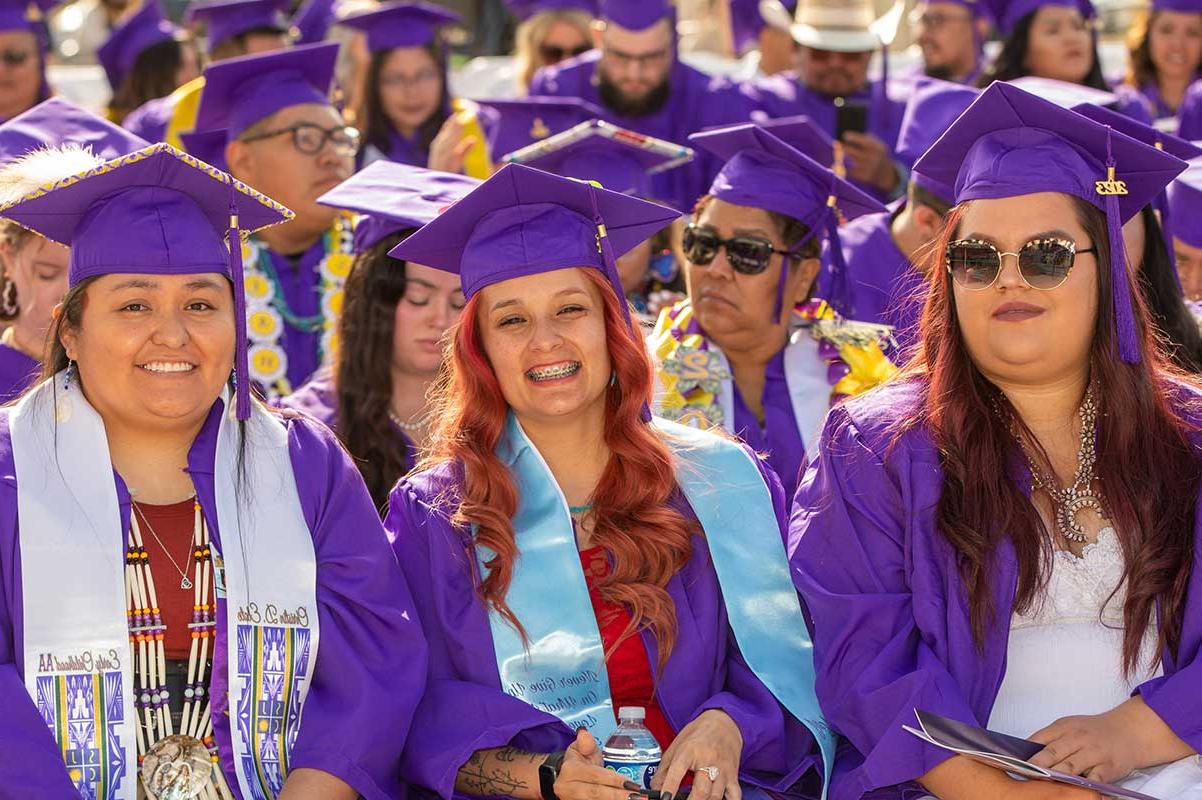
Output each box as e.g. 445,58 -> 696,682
649,122 -> 895,498
790,82 -> 1202,800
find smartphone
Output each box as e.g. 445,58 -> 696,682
834,98 -> 869,139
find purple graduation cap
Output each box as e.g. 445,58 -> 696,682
504,120 -> 692,197
599,0 -> 673,31
337,1 -> 460,52
1005,75 -> 1115,109
1152,0 -> 1202,10
193,41 -> 339,141
914,81 -> 1187,363
0,143 -> 292,417
729,0 -> 793,54
291,0 -> 336,44
97,1 -> 181,90
477,97 -> 604,162
389,162 -> 678,337
317,160 -> 481,252
1168,157 -> 1202,249
688,123 -> 886,318
896,80 -> 979,202
179,126 -> 229,172
1073,101 -> 1202,286
741,113 -> 835,167
0,96 -> 149,165
0,0 -> 55,34
506,0 -> 597,19
982,0 -> 1094,35
185,0 -> 290,54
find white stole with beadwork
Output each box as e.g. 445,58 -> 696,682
11,373 -> 319,800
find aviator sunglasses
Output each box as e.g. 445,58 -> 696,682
945,237 -> 1097,291
539,43 -> 591,63
683,223 -> 791,275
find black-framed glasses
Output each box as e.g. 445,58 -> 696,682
683,223 -> 789,275
539,43 -> 590,64
240,123 -> 361,156
946,237 -> 1097,291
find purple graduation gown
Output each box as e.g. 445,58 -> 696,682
386,452 -> 821,800
820,204 -> 925,352
740,74 -> 905,200
264,238 -> 329,390
278,371 -> 419,464
0,342 -> 38,404
528,51 -> 751,211
730,348 -> 807,501
1178,81 -> 1202,141
0,401 -> 428,799
787,378 -> 1202,800
122,94 -> 173,143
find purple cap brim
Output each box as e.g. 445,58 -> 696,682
337,0 -> 460,52
599,0 -> 672,30
388,162 -> 679,299
0,97 -> 148,165
187,0 -> 290,53
317,160 -> 480,252
982,0 -> 1093,35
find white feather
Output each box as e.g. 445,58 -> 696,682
0,144 -> 106,207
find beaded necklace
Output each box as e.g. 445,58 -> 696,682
126,499 -> 234,799
242,213 -> 355,398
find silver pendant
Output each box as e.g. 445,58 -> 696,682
180,576 -> 193,590
1058,494 -> 1105,543
141,735 -> 212,799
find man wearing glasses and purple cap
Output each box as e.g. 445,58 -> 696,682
906,0 -> 993,85
187,41 -> 358,399
528,0 -> 748,211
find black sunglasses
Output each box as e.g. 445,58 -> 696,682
539,43 -> 591,63
240,122 -> 361,156
945,237 -> 1097,291
682,224 -> 791,275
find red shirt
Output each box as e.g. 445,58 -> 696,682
580,547 -> 676,750
133,498 -> 198,660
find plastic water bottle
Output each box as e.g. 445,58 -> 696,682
602,706 -> 662,789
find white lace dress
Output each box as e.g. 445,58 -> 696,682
917,529 -> 1202,798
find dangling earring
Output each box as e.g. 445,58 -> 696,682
0,276 -> 16,317
63,359 -> 75,389
609,370 -> 618,388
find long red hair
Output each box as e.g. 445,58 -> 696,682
421,269 -> 697,668
900,197 -> 1200,673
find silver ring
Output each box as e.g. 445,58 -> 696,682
698,766 -> 720,781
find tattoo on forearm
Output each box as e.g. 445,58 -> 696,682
456,747 -> 544,797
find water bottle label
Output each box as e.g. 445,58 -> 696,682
603,759 -> 659,789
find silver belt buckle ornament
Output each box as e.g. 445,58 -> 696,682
141,735 -> 213,800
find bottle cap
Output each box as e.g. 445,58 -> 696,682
618,706 -> 645,720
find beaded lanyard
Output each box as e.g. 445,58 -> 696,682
126,500 -> 234,799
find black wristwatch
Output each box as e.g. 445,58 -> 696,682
539,751 -> 566,800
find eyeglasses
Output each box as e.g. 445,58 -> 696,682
0,49 -> 32,67
683,224 -> 789,275
604,43 -> 671,67
539,43 -> 590,64
240,123 -> 361,157
908,9 -> 972,28
945,237 -> 1097,291
379,68 -> 441,89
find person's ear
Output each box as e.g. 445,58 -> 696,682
56,304 -> 78,361
791,256 -> 821,307
225,140 -> 254,183
913,204 -> 945,242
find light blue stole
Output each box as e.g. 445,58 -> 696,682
480,413 -> 834,795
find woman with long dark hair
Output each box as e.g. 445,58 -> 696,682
386,164 -> 831,800
341,1 -> 491,177
791,82 -> 1202,800
0,144 -> 426,797
99,1 -> 199,124
1122,0 -> 1202,126
280,161 -> 476,510
978,0 -> 1154,122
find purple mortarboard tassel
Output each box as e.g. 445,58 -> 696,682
228,185 -> 251,420
1101,128 -> 1141,364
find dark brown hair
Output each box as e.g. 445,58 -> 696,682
1126,9 -> 1159,89
334,231 -> 415,511
903,196 -> 1200,674
354,42 -> 450,160
40,277 -> 93,378
108,36 -> 193,124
